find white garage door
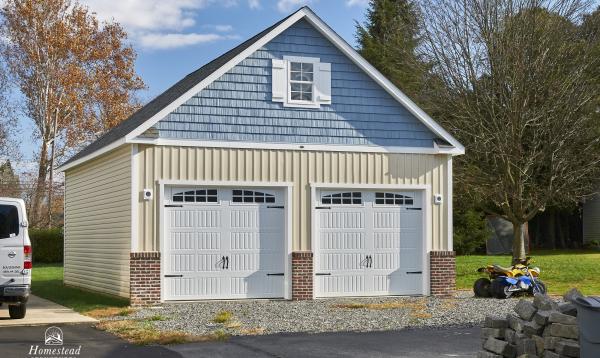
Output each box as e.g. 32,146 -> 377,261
315,190 -> 424,297
163,187 -> 286,300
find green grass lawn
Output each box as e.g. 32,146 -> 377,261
457,250 -> 600,296
32,263 -> 129,313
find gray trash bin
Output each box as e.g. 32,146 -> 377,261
573,296 -> 600,358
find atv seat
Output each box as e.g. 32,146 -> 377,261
492,265 -> 513,274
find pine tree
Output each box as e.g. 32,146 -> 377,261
0,160 -> 20,197
356,0 -> 427,101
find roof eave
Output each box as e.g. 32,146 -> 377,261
59,6 -> 465,170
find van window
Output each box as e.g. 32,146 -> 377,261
0,205 -> 19,239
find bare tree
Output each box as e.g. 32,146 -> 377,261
419,0 -> 600,261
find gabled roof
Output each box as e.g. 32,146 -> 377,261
59,6 -> 463,172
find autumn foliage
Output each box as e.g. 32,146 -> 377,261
1,0 -> 145,226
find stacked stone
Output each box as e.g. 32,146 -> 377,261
478,291 -> 581,358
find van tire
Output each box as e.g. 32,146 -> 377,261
9,303 -> 26,319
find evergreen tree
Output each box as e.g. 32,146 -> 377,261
0,160 -> 20,197
356,0 -> 427,101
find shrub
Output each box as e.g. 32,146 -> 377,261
29,227 -> 63,263
454,208 -> 490,255
584,239 -> 600,250
212,311 -> 232,323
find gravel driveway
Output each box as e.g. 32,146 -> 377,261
131,291 -> 520,336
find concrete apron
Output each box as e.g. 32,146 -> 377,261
0,295 -> 97,326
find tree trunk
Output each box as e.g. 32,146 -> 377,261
557,213 -> 567,249
30,140 -> 49,227
512,221 -> 526,264
47,116 -> 58,228
548,210 -> 556,249
534,217 -> 541,248
47,142 -> 54,228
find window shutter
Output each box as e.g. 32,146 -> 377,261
272,59 -> 286,102
316,62 -> 331,104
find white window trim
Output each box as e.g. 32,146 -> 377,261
283,56 -> 321,109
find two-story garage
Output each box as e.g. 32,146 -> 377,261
58,6 -> 464,305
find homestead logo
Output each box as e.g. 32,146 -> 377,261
28,326 -> 82,358
45,326 -> 63,345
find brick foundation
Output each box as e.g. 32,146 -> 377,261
130,252 -> 161,306
291,251 -> 313,300
430,251 -> 456,296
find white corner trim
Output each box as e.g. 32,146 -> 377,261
131,144 -> 139,251
130,138 -> 461,155
56,137 -> 127,172
447,156 -> 453,252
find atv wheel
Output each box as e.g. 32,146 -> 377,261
529,280 -> 547,296
490,278 -> 511,299
473,278 -> 492,297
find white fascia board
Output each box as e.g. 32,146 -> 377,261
56,137 -> 127,172
301,9 -> 465,155
129,137 -> 459,155
124,11 -> 307,142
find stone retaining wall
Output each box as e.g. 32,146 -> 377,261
478,290 -> 581,358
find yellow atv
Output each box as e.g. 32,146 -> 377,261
473,257 -> 543,298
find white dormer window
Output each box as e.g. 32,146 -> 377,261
272,56 -> 331,108
289,62 -> 314,102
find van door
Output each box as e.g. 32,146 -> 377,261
0,202 -> 24,286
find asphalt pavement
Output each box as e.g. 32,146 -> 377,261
0,323 -> 481,358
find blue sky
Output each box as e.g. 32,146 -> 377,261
18,0 -> 369,161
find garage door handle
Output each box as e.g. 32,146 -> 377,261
315,273 -> 331,276
164,274 -> 183,278
267,273 -> 284,276
406,271 -> 422,274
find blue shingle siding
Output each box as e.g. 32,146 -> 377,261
152,19 -> 437,147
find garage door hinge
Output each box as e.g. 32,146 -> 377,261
266,273 -> 285,276
164,274 -> 183,278
406,208 -> 422,211
267,205 -> 285,209
315,273 -> 331,276
315,206 -> 331,210
165,204 -> 183,208
406,271 -> 422,274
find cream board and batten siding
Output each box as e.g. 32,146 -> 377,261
135,145 -> 451,253
64,145 -> 132,298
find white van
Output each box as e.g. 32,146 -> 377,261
0,198 -> 31,319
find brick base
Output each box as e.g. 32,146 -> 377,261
130,252 -> 161,306
430,251 -> 456,296
291,251 -> 313,300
